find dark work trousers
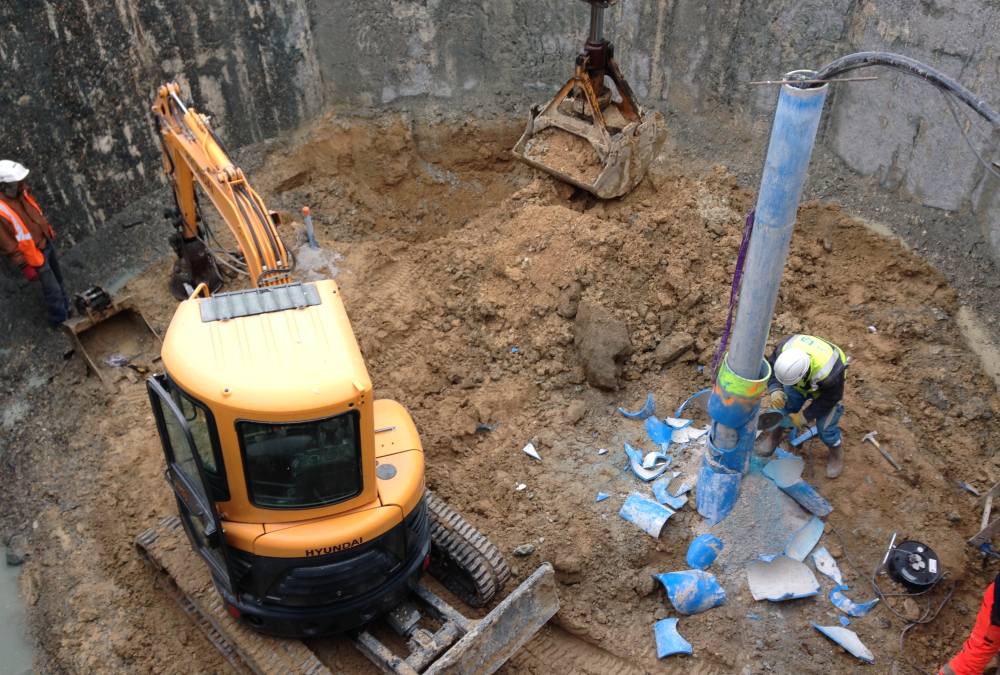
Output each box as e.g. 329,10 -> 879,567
37,241 -> 69,324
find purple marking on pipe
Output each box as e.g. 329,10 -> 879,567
711,208 -> 755,378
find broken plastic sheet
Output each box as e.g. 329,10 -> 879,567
672,425 -> 709,445
761,457 -> 833,517
644,416 -> 673,445
642,452 -> 671,470
652,473 -> 690,510
687,534 -> 723,570
811,547 -> 845,588
666,417 -> 692,429
812,624 -> 874,663
653,570 -> 727,615
620,393 -> 656,420
675,389 -> 711,418
654,618 -> 692,658
839,616 -> 851,627
745,555 -> 821,602
619,493 -> 675,538
522,443 -> 542,460
625,443 -> 671,482
830,589 -> 879,617
596,492 -> 610,502
785,516 -> 824,562
696,456 -> 741,526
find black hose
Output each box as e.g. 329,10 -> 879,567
809,52 -> 1000,129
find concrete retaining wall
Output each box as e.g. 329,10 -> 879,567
2,0 -> 999,265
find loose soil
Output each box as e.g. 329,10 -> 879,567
523,127 -> 603,184
3,114 -> 1000,675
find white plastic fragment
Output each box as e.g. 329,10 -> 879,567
522,443 -> 542,460
665,417 -> 692,429
625,443 -> 671,481
868,325 -> 878,334
785,516 -> 825,562
672,425 -> 709,444
515,484 -> 527,491
746,555 -> 821,601
598,448 -> 609,455
830,589 -> 879,617
642,452 -> 671,469
811,547 -> 845,587
812,624 -> 875,663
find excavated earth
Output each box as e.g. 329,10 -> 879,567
3,114 -> 1000,675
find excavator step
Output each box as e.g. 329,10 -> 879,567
136,516 -> 333,675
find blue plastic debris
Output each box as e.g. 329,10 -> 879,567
745,555 -> 820,601
475,422 -> 499,434
644,416 -> 672,445
654,619 -> 693,658
642,452 -> 671,470
620,393 -> 656,420
687,534 -> 724,570
625,443 -> 671,481
665,417 -> 692,429
511,347 -> 518,353
761,457 -> 833,517
596,492 -> 610,502
784,516 -> 824,562
696,456 -> 741,526
958,482 -> 981,496
698,365 -> 704,372
839,616 -> 851,627
830,589 -> 879,617
812,624 -> 874,663
774,448 -> 799,460
672,425 -> 709,444
654,570 -> 727,615
790,425 -> 819,447
811,547 -> 845,588
619,493 -> 675,538
651,474 -> 689,510
747,615 -> 761,620
675,389 -> 711,419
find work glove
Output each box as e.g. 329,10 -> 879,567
22,266 -> 39,282
788,412 -> 806,428
770,390 -> 788,410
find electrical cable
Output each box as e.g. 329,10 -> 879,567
829,527 -> 955,674
940,90 -> 1000,183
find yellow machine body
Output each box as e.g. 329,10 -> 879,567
161,279 -> 425,558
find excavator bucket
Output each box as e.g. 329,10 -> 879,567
512,0 -> 667,199
61,287 -> 162,384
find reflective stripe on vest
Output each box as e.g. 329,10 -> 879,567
782,335 -> 846,396
0,201 -> 44,267
21,190 -> 54,239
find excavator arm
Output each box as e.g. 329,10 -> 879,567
152,83 -> 292,297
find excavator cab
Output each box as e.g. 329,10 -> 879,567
146,280 -> 436,636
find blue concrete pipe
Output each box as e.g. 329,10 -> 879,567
696,76 -> 827,525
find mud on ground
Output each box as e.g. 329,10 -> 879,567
3,114 -> 1000,675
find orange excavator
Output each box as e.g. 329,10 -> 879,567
137,83 -> 557,675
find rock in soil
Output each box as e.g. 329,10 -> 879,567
6,534 -> 26,566
573,301 -> 633,390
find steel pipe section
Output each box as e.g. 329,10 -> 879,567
696,77 -> 827,525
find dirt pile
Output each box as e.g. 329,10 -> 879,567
3,115 -> 1000,675
522,127 -> 604,184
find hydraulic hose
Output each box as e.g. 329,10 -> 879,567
808,52 -> 1000,129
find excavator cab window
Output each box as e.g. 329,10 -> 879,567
237,410 -> 363,510
166,378 -> 230,502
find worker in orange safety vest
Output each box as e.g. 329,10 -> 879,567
942,572 -> 1000,674
0,160 -> 71,325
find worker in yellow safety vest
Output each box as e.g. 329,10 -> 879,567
757,334 -> 848,478
0,160 -> 71,325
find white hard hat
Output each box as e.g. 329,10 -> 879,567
0,160 -> 28,183
774,348 -> 810,385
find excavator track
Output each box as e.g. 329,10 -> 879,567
136,516 -> 332,675
425,490 -> 510,608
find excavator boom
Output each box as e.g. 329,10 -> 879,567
152,83 -> 292,296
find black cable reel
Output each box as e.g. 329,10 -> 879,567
885,540 -> 943,593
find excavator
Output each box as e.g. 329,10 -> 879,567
136,83 -> 558,675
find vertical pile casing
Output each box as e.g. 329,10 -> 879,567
696,77 -> 828,525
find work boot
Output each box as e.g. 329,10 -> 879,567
826,442 -> 844,478
755,428 -> 785,457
